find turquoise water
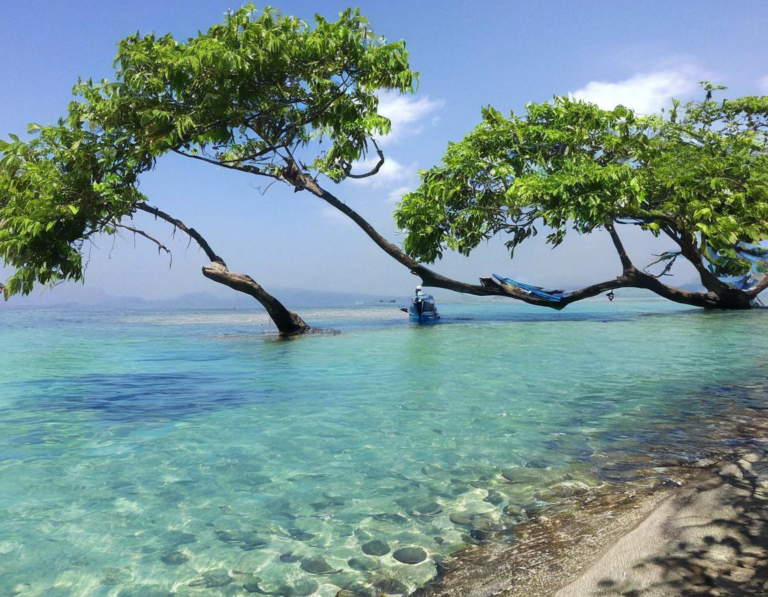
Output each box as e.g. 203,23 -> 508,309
2,298 -> 768,596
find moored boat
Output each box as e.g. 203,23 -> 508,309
409,286 -> 441,324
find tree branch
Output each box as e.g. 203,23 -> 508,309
605,221 -> 633,271
660,226 -> 730,293
131,202 -> 310,335
135,203 -> 223,265
171,148 -> 280,179
279,166 -> 722,310
114,223 -> 172,264
344,139 -> 385,179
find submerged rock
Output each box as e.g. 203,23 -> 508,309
300,555 -> 340,575
279,552 -> 300,563
371,513 -> 409,525
189,569 -> 232,588
276,578 -> 319,596
501,467 -> 549,484
241,575 -> 264,593
414,502 -> 442,516
372,578 -> 409,595
348,556 -> 381,571
215,530 -> 241,543
503,504 -> 525,518
469,529 -> 494,542
160,551 -> 189,566
524,458 -> 550,469
536,480 -> 592,501
239,532 -> 268,551
117,587 -> 170,597
165,531 -> 197,547
484,490 -> 505,506
469,514 -> 495,531
448,511 -> 473,526
100,567 -> 133,585
354,528 -> 372,542
361,539 -> 390,556
338,581 -> 377,597
392,546 -> 428,565
288,529 -> 316,541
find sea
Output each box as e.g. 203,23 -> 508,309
1,295 -> 767,596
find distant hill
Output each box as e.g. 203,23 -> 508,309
1,285 -> 409,311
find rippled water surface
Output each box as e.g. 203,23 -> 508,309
2,298 -> 768,596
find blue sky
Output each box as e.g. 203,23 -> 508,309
2,1 -> 768,301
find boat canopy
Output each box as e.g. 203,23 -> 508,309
492,274 -> 570,302
704,241 -> 768,290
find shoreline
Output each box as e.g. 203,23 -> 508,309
414,413 -> 768,597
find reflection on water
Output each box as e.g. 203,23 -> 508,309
1,299 -> 767,596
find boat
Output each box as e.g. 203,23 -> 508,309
409,293 -> 441,324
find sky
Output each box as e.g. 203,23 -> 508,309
2,1 -> 768,302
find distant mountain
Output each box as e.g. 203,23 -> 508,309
1,285 -> 409,311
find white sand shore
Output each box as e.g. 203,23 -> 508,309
416,433 -> 768,597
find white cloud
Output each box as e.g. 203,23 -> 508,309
346,156 -> 415,189
377,92 -> 443,143
759,75 -> 768,94
570,66 -> 705,114
386,185 -> 414,204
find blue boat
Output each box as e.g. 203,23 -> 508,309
409,290 -> 441,324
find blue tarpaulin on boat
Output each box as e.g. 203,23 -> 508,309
705,241 -> 768,290
492,274 -> 571,302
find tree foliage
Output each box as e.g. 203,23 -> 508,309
80,4 -> 415,180
0,113 -> 149,298
0,4 -> 415,299
395,88 -> 768,281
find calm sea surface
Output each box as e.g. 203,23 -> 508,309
2,297 -> 767,596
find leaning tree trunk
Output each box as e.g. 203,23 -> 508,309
280,163 -> 762,311
135,203 -> 310,336
202,262 -> 309,334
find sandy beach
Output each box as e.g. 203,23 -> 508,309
417,417 -> 768,597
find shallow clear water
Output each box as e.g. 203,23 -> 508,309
2,297 -> 768,596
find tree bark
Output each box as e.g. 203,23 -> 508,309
135,203 -> 310,336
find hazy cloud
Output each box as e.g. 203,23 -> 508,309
377,92 -> 443,143
570,66 -> 704,114
759,75 -> 768,94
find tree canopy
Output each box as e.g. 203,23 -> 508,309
395,88 -> 768,307
0,4 -> 416,333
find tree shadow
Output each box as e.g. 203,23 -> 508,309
590,456 -> 768,596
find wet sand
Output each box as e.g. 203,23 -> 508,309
415,416 -> 768,597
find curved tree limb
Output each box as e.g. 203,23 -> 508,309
133,203 -> 310,336
748,276 -> 768,297
344,140 -> 385,180
136,203 -> 222,264
280,165 -> 722,310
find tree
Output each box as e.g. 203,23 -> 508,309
0,5 -> 417,335
4,6 -> 767,321
394,88 -> 768,309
